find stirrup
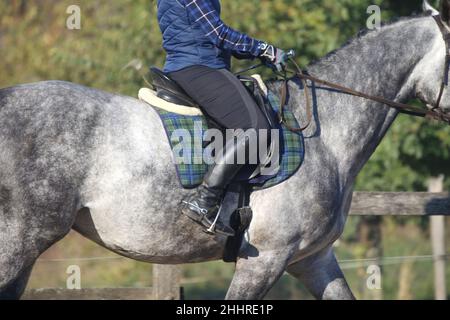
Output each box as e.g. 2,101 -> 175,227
181,201 -> 234,237
204,205 -> 224,235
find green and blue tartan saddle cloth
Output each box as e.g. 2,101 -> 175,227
155,91 -> 305,190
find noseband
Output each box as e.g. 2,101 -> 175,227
280,14 -> 450,132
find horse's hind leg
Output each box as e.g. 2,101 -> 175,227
0,226 -> 39,300
0,223 -> 69,300
0,265 -> 34,300
0,196 -> 75,299
287,246 -> 355,300
0,215 -> 72,300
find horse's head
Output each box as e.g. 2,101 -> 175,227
415,0 -> 450,114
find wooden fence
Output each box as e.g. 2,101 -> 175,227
22,264 -> 182,300
350,192 -> 450,216
22,192 -> 448,300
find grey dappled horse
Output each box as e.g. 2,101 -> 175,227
1,3 -> 449,299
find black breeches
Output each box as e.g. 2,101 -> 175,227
169,65 -> 271,132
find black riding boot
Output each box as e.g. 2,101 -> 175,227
181,133 -> 252,237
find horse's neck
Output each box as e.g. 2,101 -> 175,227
284,15 -> 440,179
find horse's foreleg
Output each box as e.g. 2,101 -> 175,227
225,247 -> 294,300
287,246 -> 355,300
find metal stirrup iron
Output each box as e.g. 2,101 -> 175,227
206,205 -> 224,234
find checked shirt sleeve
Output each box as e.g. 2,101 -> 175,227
181,0 -> 264,57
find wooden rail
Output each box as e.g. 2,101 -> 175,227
21,288 -> 154,300
22,263 -> 182,300
349,192 -> 450,216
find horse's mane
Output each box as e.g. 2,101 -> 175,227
266,12 -> 431,92
309,12 -> 430,68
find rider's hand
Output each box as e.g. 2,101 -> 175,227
259,43 -> 288,72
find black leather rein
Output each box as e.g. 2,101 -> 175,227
279,14 -> 450,132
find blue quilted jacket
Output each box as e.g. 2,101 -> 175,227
157,0 -> 231,73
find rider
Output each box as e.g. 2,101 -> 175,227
157,0 -> 288,236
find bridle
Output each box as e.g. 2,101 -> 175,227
278,14 -> 450,132
431,15 -> 450,112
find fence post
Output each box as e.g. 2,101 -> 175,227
357,216 -> 383,300
153,264 -> 181,300
428,176 -> 447,300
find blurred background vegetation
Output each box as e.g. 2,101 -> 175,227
0,0 -> 449,299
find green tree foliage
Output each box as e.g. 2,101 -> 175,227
0,0 -> 163,94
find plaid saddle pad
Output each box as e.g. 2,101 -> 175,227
155,91 -> 305,190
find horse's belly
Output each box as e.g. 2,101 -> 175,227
72,204 -> 226,264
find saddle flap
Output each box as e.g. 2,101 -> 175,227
238,75 -> 278,130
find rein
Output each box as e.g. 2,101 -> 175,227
278,15 -> 450,132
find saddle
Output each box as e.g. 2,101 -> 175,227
149,67 -> 198,107
139,67 -> 305,262
141,67 -> 278,132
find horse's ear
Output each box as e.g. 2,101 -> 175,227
424,0 -> 440,15
440,0 -> 450,25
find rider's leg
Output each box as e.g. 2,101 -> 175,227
182,130 -> 251,234
169,66 -> 270,236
